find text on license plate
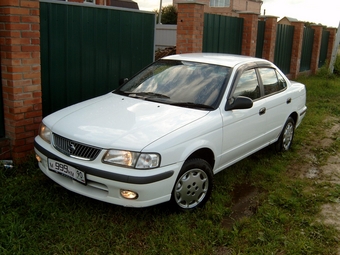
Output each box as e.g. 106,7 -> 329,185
48,159 -> 86,184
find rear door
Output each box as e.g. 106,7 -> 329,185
257,67 -> 292,143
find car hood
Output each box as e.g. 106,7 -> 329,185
44,93 -> 209,151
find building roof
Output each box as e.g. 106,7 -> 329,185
279,17 -> 299,23
108,0 -> 139,9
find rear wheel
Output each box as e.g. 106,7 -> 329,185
171,158 -> 213,211
275,117 -> 295,152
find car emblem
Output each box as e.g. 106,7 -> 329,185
68,142 -> 76,155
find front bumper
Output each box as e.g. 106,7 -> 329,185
34,136 -> 180,208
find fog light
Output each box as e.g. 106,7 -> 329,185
120,189 -> 138,200
36,154 -> 41,162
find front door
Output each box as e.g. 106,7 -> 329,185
218,68 -> 268,169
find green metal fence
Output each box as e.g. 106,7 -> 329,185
300,26 -> 314,72
40,1 -> 155,116
319,30 -> 330,68
203,13 -> 243,54
274,24 -> 295,74
256,20 -> 265,58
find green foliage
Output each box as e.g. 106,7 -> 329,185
334,54 -> 340,76
1,76 -> 340,254
154,5 -> 177,24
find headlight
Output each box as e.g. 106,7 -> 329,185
39,123 -> 52,144
103,150 -> 160,169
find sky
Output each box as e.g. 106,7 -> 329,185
135,0 -> 340,28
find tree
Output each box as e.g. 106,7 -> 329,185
154,5 -> 177,24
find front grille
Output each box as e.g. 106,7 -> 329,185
52,133 -> 101,161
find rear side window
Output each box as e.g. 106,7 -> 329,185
259,68 -> 286,96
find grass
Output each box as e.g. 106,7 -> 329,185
1,73 -> 340,254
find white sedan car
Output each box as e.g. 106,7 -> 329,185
34,53 -> 307,210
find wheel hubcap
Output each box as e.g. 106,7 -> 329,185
174,168 -> 209,209
283,122 -> 294,150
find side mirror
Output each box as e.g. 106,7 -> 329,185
225,96 -> 253,111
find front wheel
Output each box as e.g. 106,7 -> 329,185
275,117 -> 295,152
171,158 -> 213,211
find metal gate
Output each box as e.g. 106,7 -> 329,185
40,1 -> 155,116
203,13 -> 243,54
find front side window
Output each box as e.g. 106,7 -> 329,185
115,60 -> 230,109
233,69 -> 260,100
210,0 -> 230,7
259,68 -> 287,96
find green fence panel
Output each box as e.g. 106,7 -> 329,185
300,26 -> 314,72
40,1 -> 155,116
319,30 -> 330,68
274,24 -> 294,74
203,13 -> 243,54
256,20 -> 265,58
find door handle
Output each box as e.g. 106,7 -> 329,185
259,107 -> 266,115
286,98 -> 292,104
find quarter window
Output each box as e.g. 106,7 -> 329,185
259,68 -> 287,96
233,69 -> 260,100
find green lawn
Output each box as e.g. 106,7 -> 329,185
1,72 -> 340,255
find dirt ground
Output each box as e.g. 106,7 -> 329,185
221,116 -> 340,253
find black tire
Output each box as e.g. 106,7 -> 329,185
171,158 -> 213,211
275,117 -> 295,152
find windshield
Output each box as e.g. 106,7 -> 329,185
115,60 -> 230,110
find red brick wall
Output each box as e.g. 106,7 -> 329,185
289,22 -> 304,79
173,0 -> 262,17
310,25 -> 323,74
0,0 -> 42,161
176,2 -> 205,54
239,12 -> 258,57
260,16 -> 278,63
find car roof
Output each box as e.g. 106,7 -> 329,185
162,53 -> 270,68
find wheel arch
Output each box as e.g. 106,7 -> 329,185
289,111 -> 298,126
185,148 -> 215,170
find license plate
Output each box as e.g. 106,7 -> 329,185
48,159 -> 86,184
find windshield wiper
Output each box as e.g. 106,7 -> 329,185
126,92 -> 170,99
170,102 -> 214,110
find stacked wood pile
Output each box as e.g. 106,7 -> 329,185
155,46 -> 176,60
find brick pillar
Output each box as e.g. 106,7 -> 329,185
0,0 -> 42,161
289,22 -> 304,79
260,16 -> 278,62
310,25 -> 323,74
176,2 -> 205,54
239,12 -> 258,57
326,27 -> 337,64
